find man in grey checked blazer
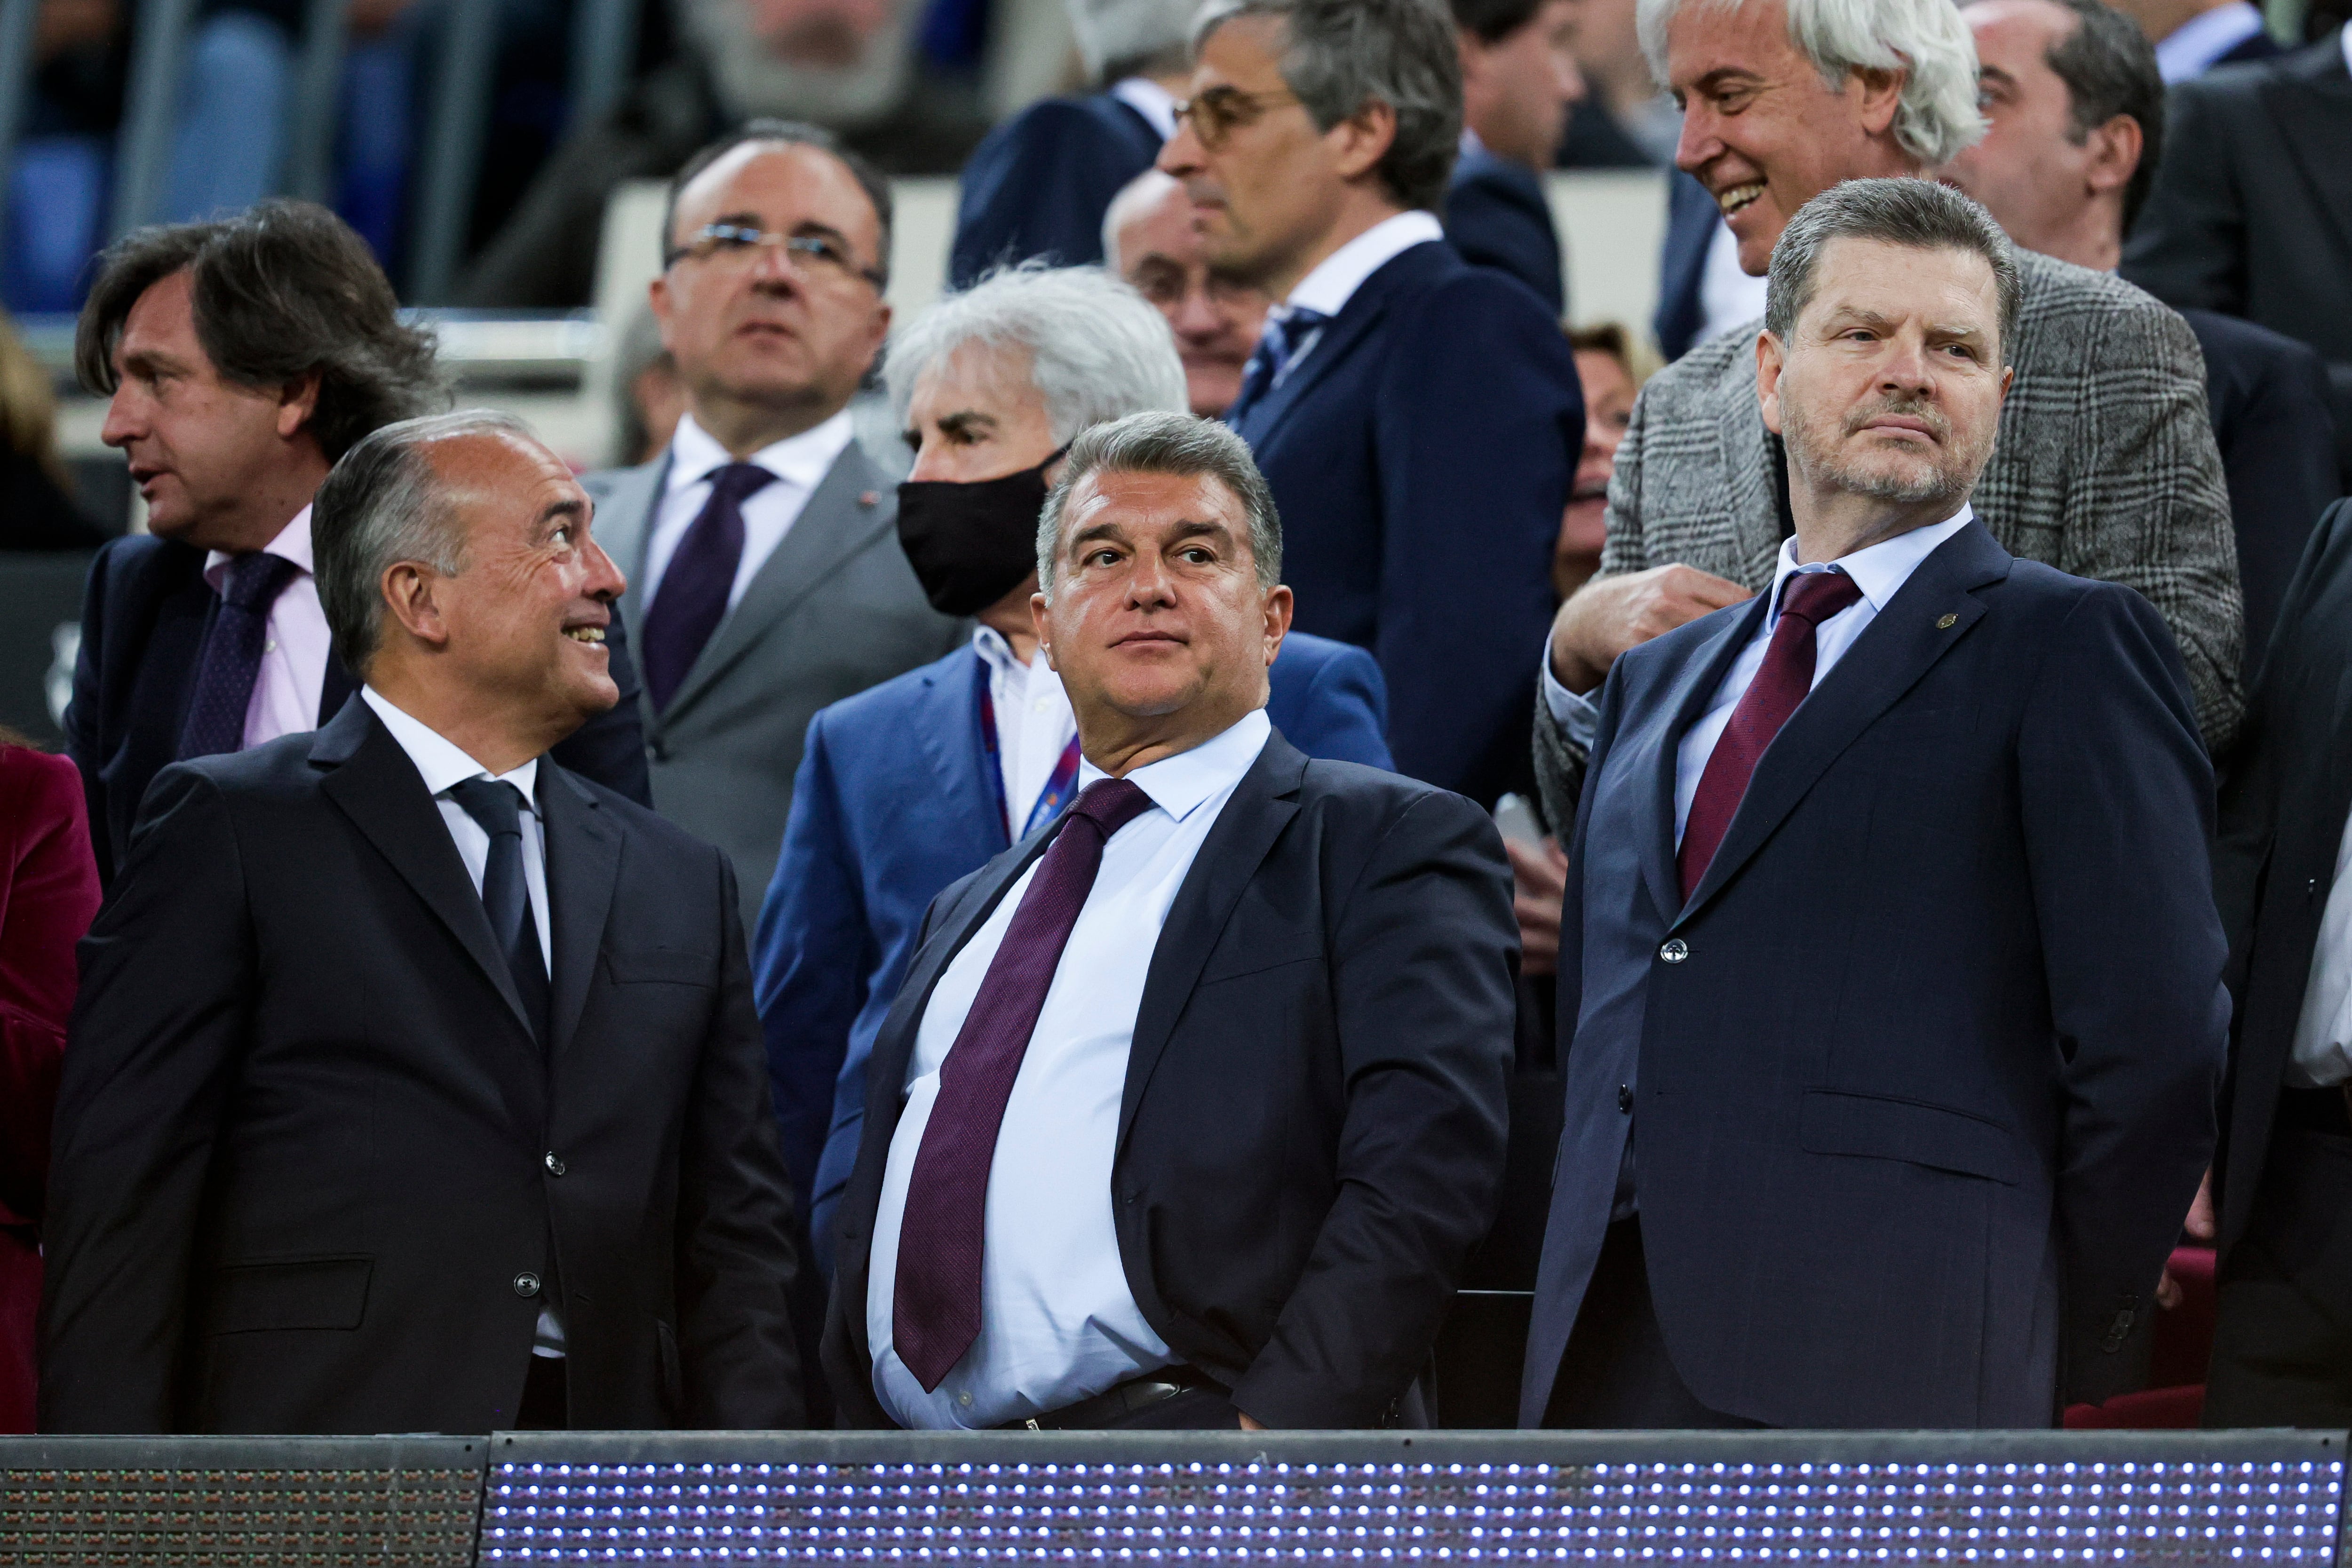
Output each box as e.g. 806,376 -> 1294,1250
1530,0 -> 2241,827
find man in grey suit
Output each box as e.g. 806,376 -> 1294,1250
582,119 -> 962,918
1526,0 -> 2242,828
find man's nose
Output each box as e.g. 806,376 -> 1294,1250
1674,107 -> 1720,178
1171,284 -> 1223,337
747,240 -> 803,294
1125,550 -> 1177,605
584,535 -> 628,602
1557,52 -> 1588,104
1159,119 -> 1206,177
100,385 -> 144,449
1880,336 -> 1939,391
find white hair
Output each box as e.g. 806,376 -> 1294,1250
1065,0 -> 1195,81
1636,0 -> 1985,167
884,264 -> 1189,445
1101,168 -> 1183,269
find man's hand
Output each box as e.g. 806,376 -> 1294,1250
2154,1169 -> 2216,1310
1507,836 -> 1570,977
1549,565 -> 1753,695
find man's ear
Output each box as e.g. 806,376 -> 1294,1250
1755,329 -> 1788,437
1031,589 -> 1057,672
1852,64 -> 1907,139
2083,112 -> 2143,198
1328,98 -> 1399,184
1261,582 -> 1294,664
381,561 -> 452,650
276,371 -> 323,442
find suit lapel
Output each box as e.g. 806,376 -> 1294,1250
916,646 -> 1013,856
1237,243 -> 1442,447
1678,523 -> 2014,923
317,655 -> 358,728
2262,53 -> 2352,264
536,763 -> 622,1057
1643,598 -> 1770,922
1116,735 -> 1305,1149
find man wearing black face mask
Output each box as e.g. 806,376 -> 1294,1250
753,265 -> 1397,1278
579,121 -> 963,923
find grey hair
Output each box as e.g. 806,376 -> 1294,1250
312,409 -> 533,675
1101,167 -> 1183,267
1636,0 -> 1984,167
884,263 -> 1187,444
1192,0 -> 1463,213
1764,178 -> 2021,358
1067,0 -> 1194,81
1036,411 -> 1283,600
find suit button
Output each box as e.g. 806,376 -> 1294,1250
544,1153 -> 566,1177
514,1272 -> 542,1298
1618,1084 -> 1634,1113
1659,939 -> 1688,963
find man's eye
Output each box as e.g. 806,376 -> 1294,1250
1180,548 -> 1213,564
1090,549 -> 1120,566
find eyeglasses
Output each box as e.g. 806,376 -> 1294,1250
665,223 -> 887,288
1172,85 -> 1304,149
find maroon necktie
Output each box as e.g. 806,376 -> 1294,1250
1677,569 -> 1863,901
892,776 -> 1155,1390
641,462 -> 774,711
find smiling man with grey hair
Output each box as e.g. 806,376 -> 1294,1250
1528,0 -> 2243,835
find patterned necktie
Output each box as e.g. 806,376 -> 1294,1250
641,462 -> 776,711
891,775 -> 1156,1390
446,777 -> 551,1046
1677,569 -> 1863,901
179,551 -> 302,760
1226,305 -> 1330,427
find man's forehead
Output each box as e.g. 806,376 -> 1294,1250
1967,0 -> 2075,65
118,268 -> 199,353
428,430 -> 576,503
1802,238 -> 2001,322
673,140 -> 874,238
1196,14 -> 1291,84
1666,0 -> 1799,76
1070,468 -> 1245,525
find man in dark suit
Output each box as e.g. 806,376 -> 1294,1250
40,410 -> 803,1436
1164,0 -> 1584,805
2124,28 -> 2352,485
2204,496 -> 2352,1425
64,200 -> 652,886
1445,0 -> 1583,316
946,0 -> 1186,287
1523,179 -> 2225,1430
1652,172 -> 1747,363
824,411 -> 1517,1429
1942,0 -> 2342,661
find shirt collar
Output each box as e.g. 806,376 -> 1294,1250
1766,504 -> 1975,626
971,624 -> 1052,676
1110,75 -> 1178,140
1285,210 -> 1446,319
359,685 -> 540,809
1459,127 -> 1487,158
1076,707 -> 1271,824
2154,1 -> 2266,80
203,503 -> 314,590
664,408 -> 855,498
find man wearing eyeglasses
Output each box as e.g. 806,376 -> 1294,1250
580,120 -> 963,930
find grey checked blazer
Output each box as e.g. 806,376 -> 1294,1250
582,438 -> 963,926
1531,249 -> 2242,831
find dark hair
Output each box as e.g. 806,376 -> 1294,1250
1567,321 -> 1633,366
2035,0 -> 2165,229
74,200 -> 445,462
1195,0 -> 1464,213
1766,178 -> 2022,361
1449,0 -> 1546,44
661,119 -> 895,287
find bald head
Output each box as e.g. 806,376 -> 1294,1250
1105,170 -> 1273,419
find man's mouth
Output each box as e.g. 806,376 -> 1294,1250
563,625 -> 607,645
1113,630 -> 1185,648
1716,182 -> 1765,217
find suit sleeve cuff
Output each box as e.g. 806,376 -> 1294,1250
1540,653 -> 1602,748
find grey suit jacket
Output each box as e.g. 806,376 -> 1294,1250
582,438 -> 963,924
1530,249 -> 2243,830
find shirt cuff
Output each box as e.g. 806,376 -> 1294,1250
1539,652 -> 1602,749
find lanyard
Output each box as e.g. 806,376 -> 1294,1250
975,655 -> 1082,841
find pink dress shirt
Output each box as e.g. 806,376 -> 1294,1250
201,503 -> 334,747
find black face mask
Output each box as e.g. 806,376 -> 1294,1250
895,446 -> 1069,618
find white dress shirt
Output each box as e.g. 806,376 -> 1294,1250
1109,75 -> 1177,140
640,409 -> 856,613
867,708 -> 1274,1428
2287,805 -> 2352,1088
972,626 -> 1079,836
1697,222 -> 1772,350
203,503 -> 332,749
1260,209 -> 1446,391
2154,1 -> 2267,80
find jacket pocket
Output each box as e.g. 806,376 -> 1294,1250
1799,1090 -> 2025,1186
1197,934 -> 1325,987
211,1254 -> 373,1333
656,1319 -> 683,1417
606,947 -> 714,987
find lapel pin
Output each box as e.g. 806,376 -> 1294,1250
859,490 -> 879,507
1936,613 -> 1958,629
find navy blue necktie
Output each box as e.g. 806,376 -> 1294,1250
446,777 -> 550,1047
1226,306 -> 1329,427
641,462 -> 776,710
179,551 -> 302,760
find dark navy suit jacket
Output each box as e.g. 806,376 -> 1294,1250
1444,149 -> 1565,317
65,534 -> 652,886
947,91 -> 1161,289
1522,521 -> 2227,1427
1229,238 -> 1582,805
1654,171 -> 1720,363
755,631 -> 1393,1271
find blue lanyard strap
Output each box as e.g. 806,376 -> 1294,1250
975,654 -> 1083,841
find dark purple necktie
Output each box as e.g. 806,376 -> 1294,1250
1225,305 -> 1328,427
1677,568 -> 1863,900
179,550 -> 302,760
892,775 -> 1156,1390
641,462 -> 775,711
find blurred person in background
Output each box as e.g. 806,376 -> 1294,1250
757,264 -> 1392,1291
1446,0 -> 1584,315
1556,322 -> 1648,604
1559,0 -> 1682,163
2,0 -> 126,314
66,202 -> 652,889
580,122 -> 960,925
613,305 -> 689,467
1104,168 -> 1272,419
0,733 -> 102,1434
2103,0 -> 2280,75
948,0 -> 1192,287
1941,0 -> 2339,664
0,311 -> 107,551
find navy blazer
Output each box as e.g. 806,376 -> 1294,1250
1229,238 -> 1582,806
65,534 -> 652,885
1444,149 -> 1565,317
1523,521 -> 2228,1428
755,631 -> 1394,1271
947,91 -> 1162,289
1654,171 -> 1720,363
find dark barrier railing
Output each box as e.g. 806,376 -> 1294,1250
5,1428 -> 2340,1564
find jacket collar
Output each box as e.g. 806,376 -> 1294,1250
1232,239 -> 1452,446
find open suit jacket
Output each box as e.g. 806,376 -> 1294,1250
39,698 -> 803,1434
580,439 -> 963,925
66,533 -> 652,886
1230,238 -> 1583,806
1521,522 -> 2228,1428
821,733 -> 1519,1428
